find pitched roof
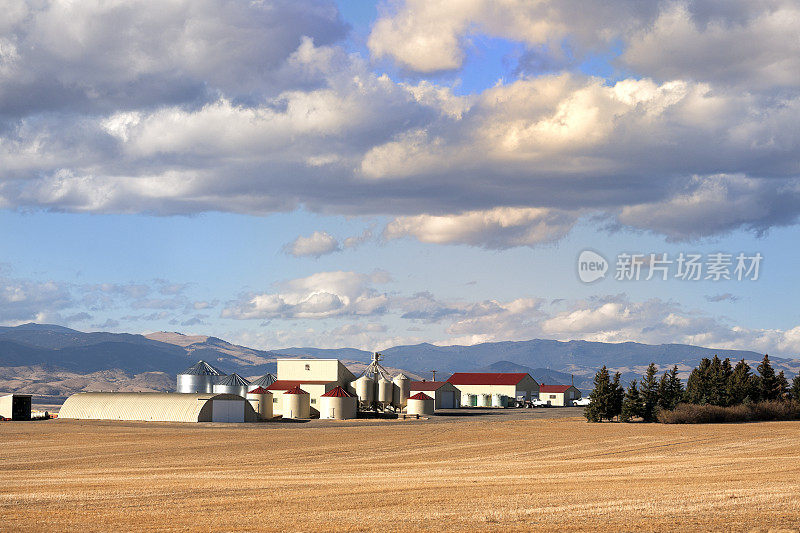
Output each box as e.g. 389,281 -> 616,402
321,386 -> 353,398
179,360 -> 224,376
216,373 -> 250,386
410,381 -> 448,391
265,380 -> 333,391
247,386 -> 272,394
446,372 -> 531,386
284,386 -> 308,395
539,384 -> 575,393
250,373 -> 277,387
408,392 -> 433,400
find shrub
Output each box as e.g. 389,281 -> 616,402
658,400 -> 800,424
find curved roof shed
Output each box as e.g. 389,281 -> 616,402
59,392 -> 258,423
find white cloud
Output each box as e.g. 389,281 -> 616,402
221,270 -> 391,320
284,231 -> 340,258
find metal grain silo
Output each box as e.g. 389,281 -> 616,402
246,387 -> 273,420
283,386 -> 310,419
377,378 -> 393,406
352,376 -> 374,407
406,392 -> 435,416
249,373 -> 277,389
320,386 -> 357,420
176,360 -> 225,393
213,373 -> 250,398
392,373 -> 410,407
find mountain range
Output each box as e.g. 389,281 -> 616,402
1,323 -> 797,403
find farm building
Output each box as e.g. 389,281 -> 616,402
0,393 -> 31,420
409,381 -> 461,409
447,373 -> 540,403
268,358 -> 357,416
266,380 -> 339,416
59,392 -> 259,423
538,384 -> 582,406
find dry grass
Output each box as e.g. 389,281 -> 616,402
1,416 -> 799,532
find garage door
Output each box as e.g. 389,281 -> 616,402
440,391 -> 456,409
212,400 -> 244,423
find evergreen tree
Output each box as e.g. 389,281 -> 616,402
658,365 -> 684,410
610,372 -> 624,421
706,355 -> 729,406
727,359 -> 757,405
792,374 -> 800,402
585,366 -> 612,422
639,362 -> 660,422
757,354 -> 780,401
685,358 -> 712,404
777,371 -> 789,399
621,380 -> 643,422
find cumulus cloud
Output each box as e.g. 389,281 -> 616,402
385,207 -> 577,248
221,270 -> 392,320
0,277 -> 72,323
284,231 -> 340,258
0,0 -> 798,249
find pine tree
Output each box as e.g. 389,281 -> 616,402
585,366 -> 612,422
727,359 -> 757,405
757,354 -> 780,401
793,374 -> 800,402
685,358 -> 712,404
640,362 -> 660,422
610,372 -> 624,421
658,365 -> 684,411
621,380 -> 643,422
777,371 -> 789,399
706,355 -> 729,406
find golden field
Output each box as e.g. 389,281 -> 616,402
1,414 -> 799,532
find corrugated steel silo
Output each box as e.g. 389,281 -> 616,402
392,373 -> 410,407
283,386 -> 310,419
213,373 -> 250,397
249,373 -> 277,389
176,360 -> 225,393
406,392 -> 434,416
246,387 -> 273,420
320,386 -> 357,420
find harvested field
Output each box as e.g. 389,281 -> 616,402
1,415 -> 799,532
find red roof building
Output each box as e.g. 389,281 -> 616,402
446,373 -> 530,386
445,372 -> 539,402
537,384 -> 582,406
409,381 -> 448,391
409,380 -> 461,409
539,384 -> 573,394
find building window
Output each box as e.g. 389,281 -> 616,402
550,394 -> 556,399
273,398 -> 278,403
310,398 -> 316,404
305,364 -> 310,371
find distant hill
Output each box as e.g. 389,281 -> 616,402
0,323 -> 798,399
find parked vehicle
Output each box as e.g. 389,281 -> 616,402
572,397 -> 591,406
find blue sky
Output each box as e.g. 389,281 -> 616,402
0,0 -> 798,355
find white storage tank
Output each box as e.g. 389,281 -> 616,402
246,387 -> 273,420
353,376 -> 374,407
213,373 -> 250,398
320,386 -> 358,420
377,378 -> 393,406
479,394 -> 492,407
492,394 -> 506,408
393,373 -> 411,407
283,386 -> 311,419
176,360 -> 224,393
406,392 -> 435,416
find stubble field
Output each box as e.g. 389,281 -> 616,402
1,413 -> 799,532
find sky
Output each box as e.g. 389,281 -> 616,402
0,0 -> 799,355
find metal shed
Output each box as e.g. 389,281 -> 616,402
59,392 -> 258,423
0,393 -> 32,420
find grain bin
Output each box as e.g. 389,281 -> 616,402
320,386 -> 357,420
249,373 -> 277,389
352,376 -> 374,407
246,387 -> 273,420
213,373 -> 250,397
406,392 -> 434,416
377,378 -> 393,406
393,373 -> 411,407
283,386 -> 311,419
176,360 -> 225,393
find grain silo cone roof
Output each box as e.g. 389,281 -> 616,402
408,392 -> 432,400
217,373 -> 250,386
250,373 -> 277,387
180,360 -> 224,376
321,386 -> 353,397
248,386 -> 271,394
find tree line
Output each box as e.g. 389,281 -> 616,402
585,354 -> 800,422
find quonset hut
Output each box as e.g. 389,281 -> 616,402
59,392 -> 258,423
176,360 -> 225,393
